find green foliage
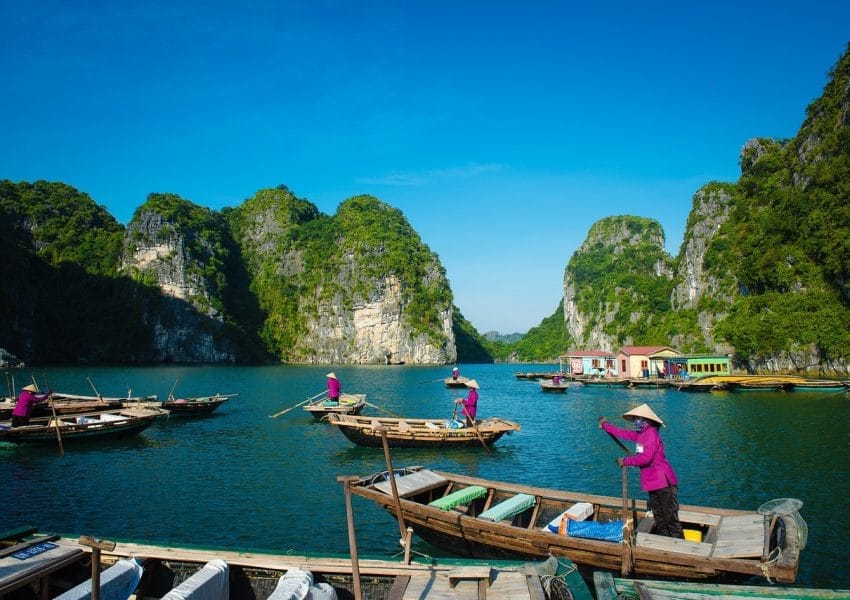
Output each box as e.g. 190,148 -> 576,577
452,307 -> 493,363
484,302 -> 572,362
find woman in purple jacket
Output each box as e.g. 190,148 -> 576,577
326,373 -> 341,405
12,384 -> 51,427
454,379 -> 479,426
599,403 -> 683,538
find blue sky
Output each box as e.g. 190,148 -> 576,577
2,2 -> 848,333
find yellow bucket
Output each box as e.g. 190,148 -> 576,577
683,528 -> 702,542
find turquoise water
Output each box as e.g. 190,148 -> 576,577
2,364 -> 848,588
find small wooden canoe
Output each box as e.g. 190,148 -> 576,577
303,393 -> 366,419
347,466 -> 805,583
671,381 -> 716,393
162,393 -> 237,415
0,407 -> 164,444
444,376 -> 470,388
790,380 -> 846,392
539,380 -> 569,393
579,379 -> 629,388
326,414 -> 520,448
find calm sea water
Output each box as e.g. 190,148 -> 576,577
2,364 -> 848,588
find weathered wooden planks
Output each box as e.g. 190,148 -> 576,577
373,469 -> 448,497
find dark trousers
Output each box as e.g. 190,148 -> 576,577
648,485 -> 684,538
327,396 -> 339,405
11,415 -> 29,427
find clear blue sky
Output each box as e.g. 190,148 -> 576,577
2,2 -> 848,334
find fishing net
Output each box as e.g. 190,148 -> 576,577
525,556 -> 579,600
758,498 -> 808,550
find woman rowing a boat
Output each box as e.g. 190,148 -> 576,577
454,379 -> 479,426
11,384 -> 51,427
598,403 -> 683,538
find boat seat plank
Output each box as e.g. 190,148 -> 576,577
479,493 -> 536,522
635,532 -> 713,556
711,514 -> 765,558
372,469 -> 448,498
676,510 -> 721,527
429,486 -> 488,511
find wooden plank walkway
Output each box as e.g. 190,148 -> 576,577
397,569 -> 540,599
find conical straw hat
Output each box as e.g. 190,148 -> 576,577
22,384 -> 38,392
326,372 -> 337,379
466,379 -> 480,389
622,403 -> 663,426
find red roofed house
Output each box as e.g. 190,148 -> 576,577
617,345 -> 680,379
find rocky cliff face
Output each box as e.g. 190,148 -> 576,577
669,183 -> 736,353
563,216 -> 674,351
121,201 -> 238,363
230,190 -> 457,364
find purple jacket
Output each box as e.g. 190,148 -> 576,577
460,388 -> 478,419
327,378 -> 341,399
602,421 -> 678,492
12,390 -> 50,417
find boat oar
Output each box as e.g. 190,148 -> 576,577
86,376 -> 103,401
42,374 -> 64,457
418,377 -> 445,385
269,390 -> 327,418
459,404 -> 493,455
167,377 -> 180,402
604,429 -> 633,576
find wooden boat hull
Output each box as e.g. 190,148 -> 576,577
593,571 -> 850,599
444,377 -> 469,388
0,409 -> 162,444
579,379 -> 629,388
672,382 -> 716,392
540,382 -> 568,393
348,467 -> 803,583
163,394 -> 236,415
304,394 -> 366,419
327,414 -> 520,449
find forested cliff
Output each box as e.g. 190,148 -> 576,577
2,44 -> 849,371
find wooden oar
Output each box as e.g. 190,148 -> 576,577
418,377 -> 445,384
364,401 -> 403,418
459,404 -> 493,455
86,376 -> 103,401
42,374 -> 64,457
269,390 -> 327,418
167,377 -> 180,402
604,428 -> 633,576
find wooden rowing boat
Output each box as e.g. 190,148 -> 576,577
347,466 -> 805,583
162,393 -> 237,415
0,397 -> 125,419
0,407 -> 164,444
303,393 -> 366,419
444,376 -> 470,388
671,381 -> 716,392
593,570 -> 850,599
326,414 -> 520,448
579,378 -> 629,388
539,380 -> 569,393
0,528 -> 571,600
790,380 -> 846,391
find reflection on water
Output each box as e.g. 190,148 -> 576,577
1,364 -> 848,587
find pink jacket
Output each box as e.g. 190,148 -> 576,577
12,390 -> 50,417
327,378 -> 341,399
602,422 -> 678,492
460,388 -> 478,419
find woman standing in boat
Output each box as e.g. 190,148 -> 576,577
598,403 -> 683,538
11,384 -> 51,427
326,372 -> 341,405
454,379 -> 479,426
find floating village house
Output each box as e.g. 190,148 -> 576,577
617,345 -> 679,378
667,353 -> 732,378
559,350 -> 617,377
